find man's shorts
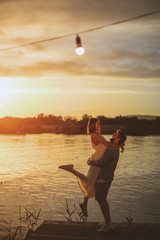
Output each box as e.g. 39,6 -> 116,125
95,180 -> 112,201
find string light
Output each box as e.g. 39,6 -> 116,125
75,34 -> 85,55
0,9 -> 159,54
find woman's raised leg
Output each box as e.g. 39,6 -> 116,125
59,164 -> 87,181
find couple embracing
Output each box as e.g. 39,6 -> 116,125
59,118 -> 127,232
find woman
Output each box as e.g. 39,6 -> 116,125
59,118 -> 123,217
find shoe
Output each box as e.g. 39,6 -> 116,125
98,222 -> 105,227
97,223 -> 113,232
79,203 -> 88,217
58,164 -> 73,170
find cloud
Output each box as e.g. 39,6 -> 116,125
0,60 -> 85,77
0,54 -> 160,79
0,87 -> 150,96
0,29 -> 5,36
13,37 -> 47,51
0,0 -> 160,79
0,0 -> 13,3
0,0 -> 160,29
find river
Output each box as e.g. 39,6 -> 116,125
0,134 -> 159,235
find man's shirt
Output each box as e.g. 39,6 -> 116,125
96,147 -> 120,182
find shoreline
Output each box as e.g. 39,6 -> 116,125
0,131 -> 160,136
0,115 -> 160,136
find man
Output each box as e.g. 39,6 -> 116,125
87,129 -> 127,232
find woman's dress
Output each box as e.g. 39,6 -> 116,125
77,134 -> 108,198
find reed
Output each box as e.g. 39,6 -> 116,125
2,205 -> 41,240
62,198 -> 87,222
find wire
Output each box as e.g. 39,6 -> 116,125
0,9 -> 160,52
80,9 -> 160,33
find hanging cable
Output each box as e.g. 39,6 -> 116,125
0,9 -> 160,52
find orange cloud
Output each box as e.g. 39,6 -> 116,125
0,57 -> 160,79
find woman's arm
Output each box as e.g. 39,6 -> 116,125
91,133 -> 117,147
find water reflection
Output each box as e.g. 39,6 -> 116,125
0,134 -> 160,230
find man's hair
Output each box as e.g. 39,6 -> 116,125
117,129 -> 127,144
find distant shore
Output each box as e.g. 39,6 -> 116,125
0,123 -> 160,136
0,114 -> 160,136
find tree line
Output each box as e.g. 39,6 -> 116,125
0,113 -> 160,135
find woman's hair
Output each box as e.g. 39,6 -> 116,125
87,118 -> 100,134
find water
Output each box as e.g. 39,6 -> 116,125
0,134 -> 160,233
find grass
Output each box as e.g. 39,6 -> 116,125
62,198 -> 87,222
1,205 -> 41,240
2,201 -> 159,239
1,200 -> 86,240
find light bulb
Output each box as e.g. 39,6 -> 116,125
75,34 -> 85,55
75,47 -> 85,55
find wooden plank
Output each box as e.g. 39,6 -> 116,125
27,221 -> 160,240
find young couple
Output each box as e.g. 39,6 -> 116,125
59,118 -> 127,232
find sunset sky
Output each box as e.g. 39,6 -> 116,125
0,0 -> 160,119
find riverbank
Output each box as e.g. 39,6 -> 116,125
0,115 -> 160,135
0,123 -> 160,136
27,221 -> 160,240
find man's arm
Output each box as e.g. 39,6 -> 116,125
87,148 -> 115,167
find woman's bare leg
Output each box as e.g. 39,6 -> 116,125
59,164 -> 88,217
83,196 -> 88,206
59,164 -> 87,181
59,164 -> 77,175
80,197 -> 88,217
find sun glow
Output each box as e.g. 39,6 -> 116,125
0,78 -> 18,99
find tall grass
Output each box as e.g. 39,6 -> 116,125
2,205 -> 41,240
62,198 -> 87,222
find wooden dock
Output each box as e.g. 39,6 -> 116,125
27,221 -> 160,240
